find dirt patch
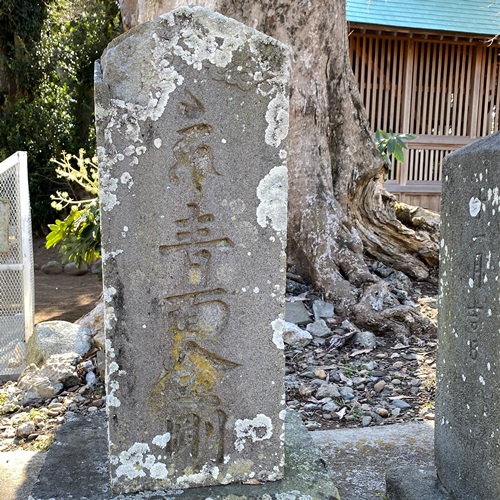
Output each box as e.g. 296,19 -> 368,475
33,238 -> 102,324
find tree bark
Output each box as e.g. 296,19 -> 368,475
116,0 -> 439,337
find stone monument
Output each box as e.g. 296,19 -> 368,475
434,132 -> 500,499
386,133 -> 500,499
95,6 -> 289,495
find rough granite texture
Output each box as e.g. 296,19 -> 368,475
435,132 -> 500,499
30,410 -> 340,500
95,6 -> 290,495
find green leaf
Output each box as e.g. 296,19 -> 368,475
387,138 -> 396,155
392,147 -> 405,163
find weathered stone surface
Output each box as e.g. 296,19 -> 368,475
40,261 -> 63,275
0,198 -> 9,253
435,133 -> 500,499
26,321 -> 91,366
284,301 -> 312,325
95,6 -> 289,494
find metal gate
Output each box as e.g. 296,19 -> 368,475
0,152 -> 34,377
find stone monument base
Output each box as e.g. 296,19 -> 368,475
386,466 -> 451,500
30,410 -> 340,499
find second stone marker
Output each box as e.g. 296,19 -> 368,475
95,6 -> 290,495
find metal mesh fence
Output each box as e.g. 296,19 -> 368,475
0,153 -> 34,376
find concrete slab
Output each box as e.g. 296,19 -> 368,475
0,450 -> 46,500
311,421 -> 434,500
30,411 -> 340,499
0,416 -> 437,499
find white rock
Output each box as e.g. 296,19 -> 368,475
27,321 -> 91,366
17,364 -> 62,400
282,321 -> 312,347
17,353 -> 80,401
42,352 -> 81,386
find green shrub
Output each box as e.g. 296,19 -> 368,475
46,149 -> 100,266
0,0 -> 120,227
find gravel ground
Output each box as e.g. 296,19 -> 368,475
0,262 -> 438,451
284,268 -> 438,431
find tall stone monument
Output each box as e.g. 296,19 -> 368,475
434,132 -> 500,499
95,6 -> 289,495
386,133 -> 500,499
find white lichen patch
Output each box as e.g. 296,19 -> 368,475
154,138 -> 162,149
105,339 -> 115,359
488,186 -> 499,206
234,414 -> 273,452
152,432 -> 171,448
265,93 -> 289,148
102,248 -> 123,264
256,165 -> 287,239
109,361 -> 119,375
104,305 -> 117,331
469,196 -> 481,217
116,443 -> 149,479
100,173 -> 120,212
104,286 -> 117,303
113,441 -> 170,482
123,145 -> 135,156
107,380 -> 121,407
120,171 -> 134,189
175,464 -> 220,488
150,462 -> 169,479
271,317 -> 285,349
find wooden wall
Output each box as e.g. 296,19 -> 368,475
349,29 -> 500,212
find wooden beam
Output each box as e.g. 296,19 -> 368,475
406,134 -> 477,149
400,39 -> 415,186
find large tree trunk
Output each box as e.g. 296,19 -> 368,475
116,0 -> 439,337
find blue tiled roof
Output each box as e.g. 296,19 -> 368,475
347,0 -> 500,36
